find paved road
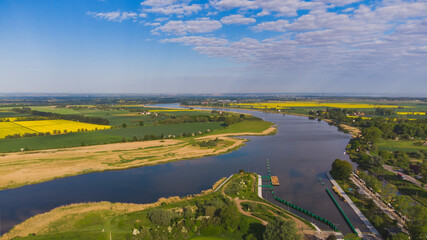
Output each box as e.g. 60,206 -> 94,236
382,164 -> 427,191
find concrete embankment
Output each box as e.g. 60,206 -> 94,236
326,172 -> 381,238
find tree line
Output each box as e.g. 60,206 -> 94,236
158,112 -> 245,126
12,107 -> 110,125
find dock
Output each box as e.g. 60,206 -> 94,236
271,176 -> 280,186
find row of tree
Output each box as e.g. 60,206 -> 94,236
158,113 -> 245,126
12,107 -> 110,125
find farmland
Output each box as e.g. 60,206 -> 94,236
231,101 -> 407,109
0,122 -> 224,152
0,122 -> 37,139
0,120 -> 111,139
0,105 -> 232,151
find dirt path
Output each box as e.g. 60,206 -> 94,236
220,174 -> 314,233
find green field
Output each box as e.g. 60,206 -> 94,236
207,116 -> 273,135
0,111 -> 31,118
0,122 -> 224,152
28,106 -> 215,127
376,139 -> 427,152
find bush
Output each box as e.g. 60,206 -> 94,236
147,209 -> 176,226
263,217 -> 301,240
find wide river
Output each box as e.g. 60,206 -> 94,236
0,104 -> 368,235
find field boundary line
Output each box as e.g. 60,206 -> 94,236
10,122 -> 40,133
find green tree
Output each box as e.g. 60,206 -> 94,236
244,233 -> 257,240
139,121 -> 144,127
407,205 -> 427,240
343,233 -> 360,240
147,209 -> 176,226
122,123 -> 127,128
363,126 -> 383,143
350,139 -> 361,150
330,159 -> 353,180
390,233 -> 410,240
263,217 -> 301,240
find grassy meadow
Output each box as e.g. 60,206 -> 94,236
376,139 -> 427,152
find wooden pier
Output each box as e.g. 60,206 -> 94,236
271,176 -> 280,186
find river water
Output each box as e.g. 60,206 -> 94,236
0,104 -> 368,235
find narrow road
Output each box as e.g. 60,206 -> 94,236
382,164 -> 427,190
220,174 -> 316,233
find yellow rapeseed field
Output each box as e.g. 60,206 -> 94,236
0,122 -> 37,139
347,116 -> 372,120
232,101 -> 406,109
0,117 -> 18,122
396,112 -> 425,115
0,120 -> 111,139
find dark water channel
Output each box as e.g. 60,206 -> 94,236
0,104 -> 368,235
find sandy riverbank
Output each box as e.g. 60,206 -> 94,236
0,126 -> 276,191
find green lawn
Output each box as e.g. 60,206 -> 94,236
376,139 -> 427,152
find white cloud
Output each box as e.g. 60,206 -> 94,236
144,3 -> 202,16
155,19 -> 222,35
88,0 -> 427,80
210,0 -> 318,16
141,0 -> 177,7
162,36 -> 229,46
87,10 -> 138,22
145,22 -> 161,26
210,0 -> 257,10
155,17 -> 169,22
255,10 -> 270,17
252,19 -> 289,32
318,0 -> 362,6
221,14 -> 256,25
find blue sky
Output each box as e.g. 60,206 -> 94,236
0,0 -> 426,95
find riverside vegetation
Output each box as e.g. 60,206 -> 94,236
197,99 -> 427,239
1,172 -> 314,240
